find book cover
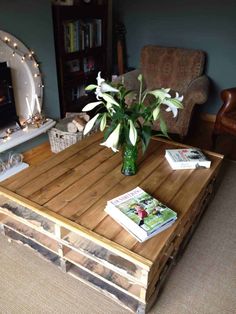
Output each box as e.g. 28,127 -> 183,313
106,187 -> 177,240
165,148 -> 211,170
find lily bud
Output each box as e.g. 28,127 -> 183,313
82,101 -> 103,112
100,113 -> 107,132
129,120 -> 138,146
83,113 -> 100,135
153,106 -> 160,120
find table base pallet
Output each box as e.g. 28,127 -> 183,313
0,176 -> 217,313
0,134 -> 224,313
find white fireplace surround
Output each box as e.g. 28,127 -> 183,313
0,30 -> 56,155
0,119 -> 55,153
0,30 -> 43,119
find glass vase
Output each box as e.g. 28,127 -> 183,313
121,144 -> 138,176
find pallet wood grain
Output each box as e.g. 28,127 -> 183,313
0,133 -> 224,313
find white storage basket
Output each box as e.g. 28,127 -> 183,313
48,127 -> 97,153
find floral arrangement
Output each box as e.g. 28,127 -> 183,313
83,72 -> 183,154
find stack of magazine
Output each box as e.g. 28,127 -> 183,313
105,187 -> 177,242
165,148 -> 211,170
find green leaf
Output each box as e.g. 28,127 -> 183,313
103,122 -> 117,140
159,117 -> 169,137
140,126 -> 152,153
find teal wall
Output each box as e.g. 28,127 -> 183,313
115,0 -> 236,114
0,0 -> 60,152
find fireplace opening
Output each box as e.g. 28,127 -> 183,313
0,62 -> 20,128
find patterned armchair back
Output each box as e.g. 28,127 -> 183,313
141,45 -> 205,93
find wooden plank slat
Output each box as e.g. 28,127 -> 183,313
0,187 -> 152,270
2,132 -> 103,190
16,143 -> 105,198
76,143 -> 167,232
44,151 -> 122,211
0,132 -> 224,313
132,158 -> 222,260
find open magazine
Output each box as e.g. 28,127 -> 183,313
105,187 -> 177,242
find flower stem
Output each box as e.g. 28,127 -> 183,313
138,76 -> 143,104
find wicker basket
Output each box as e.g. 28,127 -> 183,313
48,127 -> 97,153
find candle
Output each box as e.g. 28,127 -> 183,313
26,96 -> 32,117
35,94 -> 41,114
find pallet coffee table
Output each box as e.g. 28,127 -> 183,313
0,132 -> 223,313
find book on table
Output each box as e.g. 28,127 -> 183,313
165,148 -> 211,170
105,187 -> 177,242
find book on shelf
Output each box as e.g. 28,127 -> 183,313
63,18 -> 102,53
165,148 -> 211,170
105,187 -> 177,242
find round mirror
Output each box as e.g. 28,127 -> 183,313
0,30 -> 43,121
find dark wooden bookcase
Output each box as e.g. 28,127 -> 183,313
52,0 -> 112,117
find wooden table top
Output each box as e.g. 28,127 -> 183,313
0,132 -> 223,269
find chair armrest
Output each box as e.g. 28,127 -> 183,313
112,69 -> 144,92
220,87 -> 236,114
184,75 -> 209,104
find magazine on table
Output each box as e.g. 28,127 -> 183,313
105,187 -> 177,242
165,148 -> 211,170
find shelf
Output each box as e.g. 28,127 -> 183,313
52,1 -> 111,117
63,47 -> 104,60
0,119 -> 56,152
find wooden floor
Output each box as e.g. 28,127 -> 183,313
23,118 -> 236,165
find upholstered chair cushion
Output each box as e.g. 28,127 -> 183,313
113,45 -> 209,138
141,45 -> 205,93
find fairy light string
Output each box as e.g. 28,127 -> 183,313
0,34 -> 45,104
0,33 -> 47,141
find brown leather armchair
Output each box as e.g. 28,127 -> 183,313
114,45 -> 209,139
212,88 -> 236,147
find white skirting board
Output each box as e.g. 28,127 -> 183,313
0,162 -> 29,182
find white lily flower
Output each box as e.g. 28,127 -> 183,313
148,88 -> 171,102
100,82 -> 119,93
162,92 -> 184,118
106,102 -> 116,115
95,72 -> 119,99
96,71 -> 104,84
129,120 -> 138,146
83,113 -> 100,135
175,92 -> 184,102
100,123 -> 121,152
82,101 -> 103,112
162,99 -> 178,118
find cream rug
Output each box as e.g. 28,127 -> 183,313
0,161 -> 236,314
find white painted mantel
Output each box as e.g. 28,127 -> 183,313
0,31 -> 56,180
0,119 -> 55,153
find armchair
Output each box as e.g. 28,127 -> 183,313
212,88 -> 236,147
115,45 -> 209,138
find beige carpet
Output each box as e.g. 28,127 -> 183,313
0,161 -> 236,314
